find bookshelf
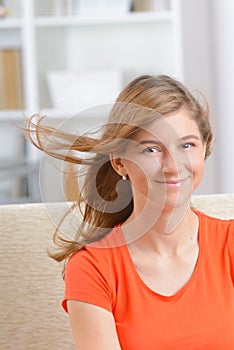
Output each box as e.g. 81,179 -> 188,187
0,0 -> 212,119
0,0 -> 182,117
0,0 -> 214,200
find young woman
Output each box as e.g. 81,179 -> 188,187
27,75 -> 234,349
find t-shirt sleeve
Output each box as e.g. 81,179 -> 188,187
62,247 -> 113,313
228,220 -> 234,283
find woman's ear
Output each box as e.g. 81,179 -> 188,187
109,154 -> 127,177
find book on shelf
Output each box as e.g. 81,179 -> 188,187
0,48 -> 24,110
132,0 -> 170,12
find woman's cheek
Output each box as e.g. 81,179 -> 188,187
190,154 -> 205,191
125,158 -> 160,196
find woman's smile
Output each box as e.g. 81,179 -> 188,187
154,177 -> 190,189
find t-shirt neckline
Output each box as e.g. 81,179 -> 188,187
118,209 -> 205,301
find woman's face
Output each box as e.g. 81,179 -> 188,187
119,108 -> 206,212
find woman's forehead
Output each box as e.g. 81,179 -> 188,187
131,109 -> 201,142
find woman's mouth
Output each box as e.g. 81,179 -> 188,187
154,178 -> 188,188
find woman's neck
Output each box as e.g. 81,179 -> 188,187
121,200 -> 199,257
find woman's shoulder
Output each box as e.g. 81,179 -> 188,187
63,225 -> 129,312
194,209 -> 234,248
194,208 -> 234,226
63,229 -> 125,314
67,224 -> 126,268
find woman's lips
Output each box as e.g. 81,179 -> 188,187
155,178 -> 188,188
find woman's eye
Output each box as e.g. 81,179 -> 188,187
182,142 -> 195,149
143,147 -> 160,153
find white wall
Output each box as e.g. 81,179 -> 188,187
179,0 -> 217,195
181,0 -> 234,195
210,0 -> 234,193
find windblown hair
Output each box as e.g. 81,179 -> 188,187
26,75 -> 213,262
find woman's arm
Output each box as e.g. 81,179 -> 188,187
67,300 -> 122,350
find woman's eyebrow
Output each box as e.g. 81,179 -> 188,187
181,135 -> 201,141
136,135 -> 201,147
138,139 -> 162,145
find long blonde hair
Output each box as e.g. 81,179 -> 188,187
26,75 -> 213,262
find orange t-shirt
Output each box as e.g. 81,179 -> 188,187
62,211 -> 234,349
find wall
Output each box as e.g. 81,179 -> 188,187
180,0 -> 216,194
210,0 -> 234,193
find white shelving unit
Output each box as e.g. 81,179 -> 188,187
0,19 -> 22,28
0,0 -> 215,200
0,0 -> 186,119
0,0 -> 213,119
34,12 -> 174,27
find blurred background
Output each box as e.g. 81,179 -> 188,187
0,0 -> 233,204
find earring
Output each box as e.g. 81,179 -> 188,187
122,175 -> 127,180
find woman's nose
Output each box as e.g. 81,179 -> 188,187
161,150 -> 181,174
